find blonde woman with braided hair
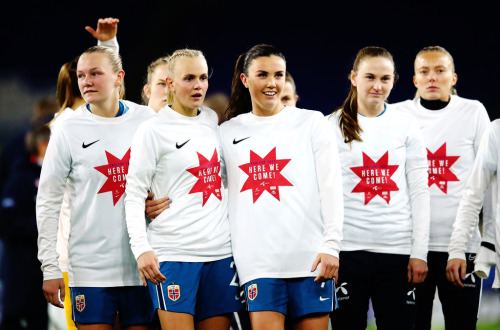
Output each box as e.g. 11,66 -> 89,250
125,48 -> 241,330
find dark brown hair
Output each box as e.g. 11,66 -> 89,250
225,44 -> 286,120
332,46 -> 397,144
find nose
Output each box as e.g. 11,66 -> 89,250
266,77 -> 277,88
83,75 -> 93,87
194,78 -> 203,89
373,79 -> 382,91
428,72 -> 436,82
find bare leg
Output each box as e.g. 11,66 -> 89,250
249,311 -> 285,330
196,313 -> 232,330
293,313 -> 329,330
157,310 -> 195,330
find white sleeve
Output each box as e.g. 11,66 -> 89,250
312,114 -> 343,258
36,128 -> 71,280
124,122 -> 157,260
449,124 -> 498,260
97,36 -> 119,53
217,126 -> 227,188
405,118 -> 431,261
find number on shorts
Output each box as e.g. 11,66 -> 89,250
230,261 -> 239,287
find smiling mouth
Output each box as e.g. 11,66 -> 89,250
264,91 -> 277,96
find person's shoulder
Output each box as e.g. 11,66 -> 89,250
451,95 -> 486,111
199,105 -> 219,124
391,99 -> 416,112
284,106 -> 328,123
123,100 -> 156,117
57,106 -> 87,128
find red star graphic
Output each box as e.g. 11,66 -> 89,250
94,148 -> 131,205
350,151 -> 399,205
186,149 -> 222,206
427,142 -> 459,194
239,147 -> 293,203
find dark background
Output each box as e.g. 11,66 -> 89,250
1,0 -> 499,144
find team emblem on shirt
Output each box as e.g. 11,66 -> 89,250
167,284 -> 181,301
239,147 -> 293,203
427,142 -> 460,194
247,283 -> 258,301
186,149 -> 222,206
94,148 -> 131,205
75,294 -> 86,312
350,151 -> 399,205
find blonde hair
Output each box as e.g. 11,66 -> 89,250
167,49 -> 206,104
81,46 -> 125,99
141,56 -> 169,104
414,46 -> 457,98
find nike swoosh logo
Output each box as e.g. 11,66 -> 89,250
82,140 -> 100,148
176,139 -> 190,149
319,296 -> 330,301
233,137 -> 250,145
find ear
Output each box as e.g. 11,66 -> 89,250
451,73 -> 458,86
115,70 -> 125,87
413,75 -> 418,88
240,73 -> 249,88
166,76 -> 175,93
143,84 -> 151,99
349,70 -> 357,87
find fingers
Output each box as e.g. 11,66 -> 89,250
138,252 -> 166,286
313,254 -> 339,283
42,279 -> 65,308
84,26 -> 98,38
145,197 -> 172,220
140,271 -> 147,287
446,259 -> 465,287
407,264 -> 412,283
311,255 -> 320,273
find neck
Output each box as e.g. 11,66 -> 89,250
357,101 -> 385,117
89,95 -> 120,118
420,97 -> 450,110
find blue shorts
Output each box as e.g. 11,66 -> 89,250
70,286 -> 153,327
244,277 -> 337,319
148,256 -> 243,321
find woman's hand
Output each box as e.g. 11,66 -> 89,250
408,258 -> 428,284
85,17 -> 120,42
137,251 -> 166,286
42,278 -> 65,308
311,253 -> 339,283
145,192 -> 172,220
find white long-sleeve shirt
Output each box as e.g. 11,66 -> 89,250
37,101 -> 155,287
449,119 -> 500,288
219,106 -> 344,285
53,36 -> 120,273
394,96 -> 492,253
125,106 -> 232,263
328,105 -> 430,260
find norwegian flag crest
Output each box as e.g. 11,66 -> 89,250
75,294 -> 86,312
168,284 -> 181,301
247,283 -> 258,301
